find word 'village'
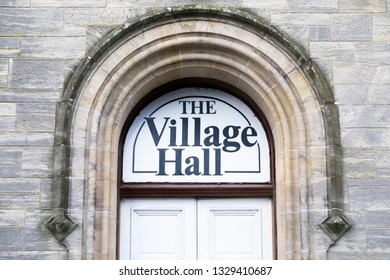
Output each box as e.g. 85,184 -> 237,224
145,101 -> 259,176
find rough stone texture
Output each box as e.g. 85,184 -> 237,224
16,103 -> 56,132
340,0 -> 386,13
0,0 -> 30,7
309,26 -> 331,41
271,13 -> 330,25
21,38 -> 85,58
0,1 -> 388,260
287,0 -> 338,12
0,229 -> 23,250
0,8 -> 64,36
331,14 -> 373,41
9,59 -> 64,89
31,0 -> 107,7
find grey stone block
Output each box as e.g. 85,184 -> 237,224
340,0 -> 386,13
331,14 -> 372,41
9,59 -> 64,89
0,49 -> 20,57
69,177 -> 85,210
40,179 -> 53,209
0,210 -> 25,227
347,178 -> 390,187
375,150 -> 390,168
366,211 -> 390,228
372,64 -> 390,84
0,8 -> 64,36
0,38 -> 20,49
0,76 -> 6,87
0,0 -> 29,6
377,168 -> 390,178
271,13 -> 330,25
17,103 -> 56,114
369,85 -> 390,104
309,26 -> 331,41
0,59 -> 7,87
349,186 -> 390,210
373,13 -> 390,25
0,164 -> 20,177
198,0 -> 244,5
367,228 -> 390,250
0,89 -> 62,103
21,37 -> 85,58
16,103 -> 56,132
355,43 -> 390,65
0,59 -> 8,75
0,251 -> 60,260
327,251 -> 368,260
334,84 -> 368,105
342,129 -> 390,148
344,148 -> 376,159
22,148 -> 53,178
0,116 -> 15,131
373,25 -> 390,41
365,252 -> 390,259
108,0 -> 153,7
343,150 -> 376,179
0,193 -> 40,209
287,0 -> 338,12
331,251 -> 390,260
31,0 -> 106,7
0,178 -> 40,192
310,42 -> 355,61
0,103 -> 14,117
0,228 -> 23,249
64,8 -> 125,26
339,105 -> 390,128
0,133 -> 54,146
334,63 -> 377,84
125,7 -> 163,22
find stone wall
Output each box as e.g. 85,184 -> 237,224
0,0 -> 389,259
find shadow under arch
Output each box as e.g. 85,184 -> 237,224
49,7 -> 350,259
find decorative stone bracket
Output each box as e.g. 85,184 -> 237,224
320,211 -> 352,242
46,212 -> 78,243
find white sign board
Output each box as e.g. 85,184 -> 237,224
123,88 -> 270,183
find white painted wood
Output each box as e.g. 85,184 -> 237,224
120,198 -> 273,260
197,198 -> 273,260
120,199 -> 197,259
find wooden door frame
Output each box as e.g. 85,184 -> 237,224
116,78 -> 277,259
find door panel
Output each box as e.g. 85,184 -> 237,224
197,198 -> 273,260
120,198 -> 273,260
120,199 -> 196,259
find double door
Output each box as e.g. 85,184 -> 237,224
120,198 -> 273,259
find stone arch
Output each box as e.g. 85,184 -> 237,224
51,7 -> 349,260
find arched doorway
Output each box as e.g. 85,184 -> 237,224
52,8 -> 349,259
119,86 -> 275,259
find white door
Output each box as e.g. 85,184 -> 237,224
120,198 -> 273,260
197,198 -> 273,259
120,199 -> 197,259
